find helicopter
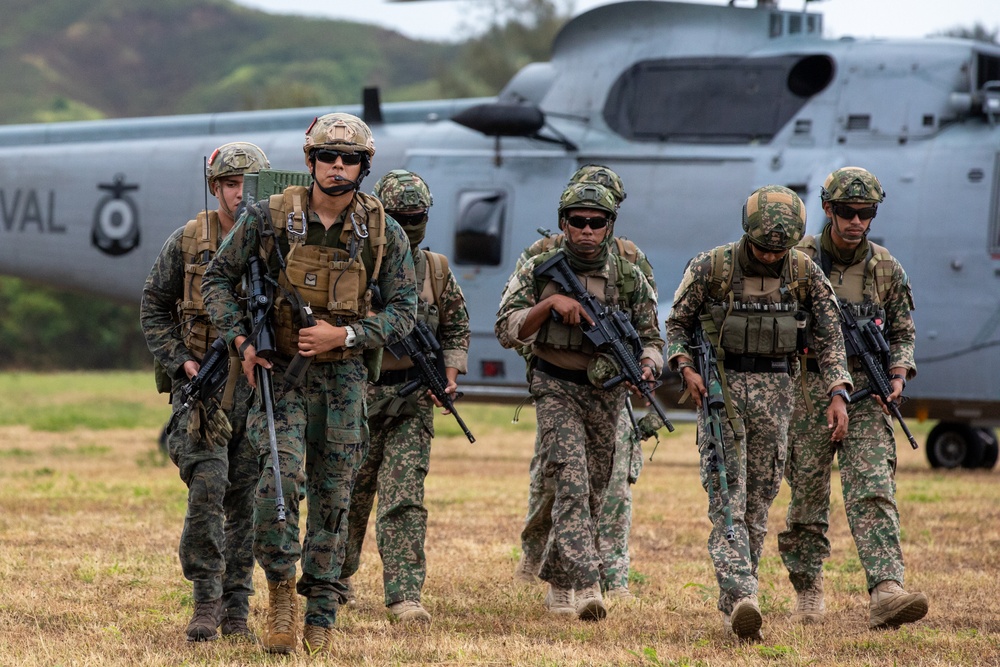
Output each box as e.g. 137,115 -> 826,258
0,0 -> 998,467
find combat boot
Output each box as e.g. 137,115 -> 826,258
791,574 -> 826,624
388,600 -> 432,624
514,553 -> 541,585
728,596 -> 763,641
302,624 -> 334,654
263,578 -> 299,654
544,584 -> 576,617
219,614 -> 255,641
185,598 -> 221,642
605,586 -> 635,601
869,580 -> 928,629
575,584 -> 607,621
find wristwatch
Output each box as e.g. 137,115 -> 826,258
890,373 -> 907,389
829,388 -> 851,404
344,325 -> 357,348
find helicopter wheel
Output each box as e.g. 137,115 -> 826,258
925,422 -> 984,469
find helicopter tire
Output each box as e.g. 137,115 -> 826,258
925,422 -> 983,469
977,429 -> 999,469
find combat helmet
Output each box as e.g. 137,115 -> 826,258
205,142 -> 269,192
742,185 -> 806,251
303,112 -> 376,158
820,166 -> 885,204
372,169 -> 433,211
558,182 -> 618,222
568,164 -> 627,207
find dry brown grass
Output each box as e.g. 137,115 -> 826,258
0,379 -> 998,666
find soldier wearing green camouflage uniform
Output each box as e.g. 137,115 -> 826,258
140,142 -> 269,642
512,165 -> 665,598
665,185 -> 852,641
778,167 -> 928,629
339,169 -> 470,624
202,114 -> 417,655
496,182 -> 663,621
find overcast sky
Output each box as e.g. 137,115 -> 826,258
233,0 -> 998,42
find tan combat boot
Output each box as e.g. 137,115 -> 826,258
791,574 -> 826,624
388,600 -> 432,624
728,596 -> 763,641
514,553 -> 541,585
185,598 -> 221,642
544,584 -> 576,617
604,586 -> 635,602
575,583 -> 607,621
302,624 -> 334,654
869,580 -> 928,629
263,579 -> 299,654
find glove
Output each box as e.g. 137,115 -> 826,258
187,399 -> 233,448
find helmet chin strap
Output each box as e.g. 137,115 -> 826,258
310,161 -> 369,197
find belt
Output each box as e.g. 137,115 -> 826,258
375,367 -> 422,386
536,359 -> 591,385
722,354 -> 790,374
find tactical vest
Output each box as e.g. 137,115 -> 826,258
261,186 -> 387,362
177,211 -> 222,358
533,249 -> 639,354
705,241 -> 810,357
801,235 -> 892,326
380,248 -> 450,372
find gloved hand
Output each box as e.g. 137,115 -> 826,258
187,399 -> 233,447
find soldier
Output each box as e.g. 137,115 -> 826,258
338,169 -> 470,624
512,164 -> 665,599
140,141 -> 269,642
496,182 -> 663,621
778,167 -> 928,628
665,185 -> 852,641
202,113 -> 417,654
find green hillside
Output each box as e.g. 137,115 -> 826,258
0,0 -> 460,124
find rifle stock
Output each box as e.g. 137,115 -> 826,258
533,252 -> 674,432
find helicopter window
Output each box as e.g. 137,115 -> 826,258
978,53 -> 1000,90
454,189 -> 506,266
847,115 -> 871,130
604,55 -> 834,143
807,16 -> 819,34
770,14 -> 782,38
788,15 -> 802,35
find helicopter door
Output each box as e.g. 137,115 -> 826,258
403,153 -> 577,389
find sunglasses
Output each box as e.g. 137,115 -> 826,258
312,149 -> 364,166
565,215 -> 609,230
831,203 -> 877,221
391,211 -> 428,226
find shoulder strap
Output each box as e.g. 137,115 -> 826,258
865,240 -> 894,305
786,248 -> 810,304
614,237 -> 640,265
421,249 -> 449,307
708,243 -> 736,301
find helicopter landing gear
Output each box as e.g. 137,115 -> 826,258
925,422 -> 998,469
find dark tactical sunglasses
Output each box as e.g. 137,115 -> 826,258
831,202 -> 878,221
312,149 -> 364,166
391,211 -> 429,226
565,215 -> 609,230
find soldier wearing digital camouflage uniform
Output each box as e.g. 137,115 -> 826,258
202,113 -> 416,655
496,181 -> 663,621
140,142 -> 269,642
511,165 -> 667,599
665,185 -> 852,641
338,169 -> 470,624
778,167 -> 928,629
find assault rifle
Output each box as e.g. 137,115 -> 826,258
388,320 -> 476,443
244,254 -> 287,524
166,337 -> 232,432
533,251 -> 675,432
839,305 -> 919,450
692,326 -> 736,543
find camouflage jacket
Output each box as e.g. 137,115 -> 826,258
798,233 -> 916,379
202,191 -> 416,354
665,240 -> 852,394
140,225 -> 196,379
414,249 -> 470,373
496,251 -> 664,373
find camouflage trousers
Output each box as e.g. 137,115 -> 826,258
697,369 -> 793,614
778,369 -> 903,592
247,357 -> 369,628
528,370 -> 624,591
340,383 -> 434,606
521,405 -> 642,590
167,375 -> 256,620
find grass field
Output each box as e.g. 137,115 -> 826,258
0,371 -> 998,666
